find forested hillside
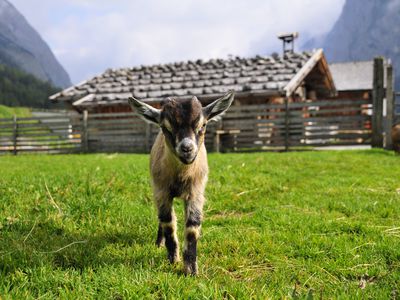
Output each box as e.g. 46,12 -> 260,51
0,64 -> 60,108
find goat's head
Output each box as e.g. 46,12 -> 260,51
129,91 -> 235,164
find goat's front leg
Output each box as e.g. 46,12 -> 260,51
156,196 -> 180,263
183,196 -> 204,275
155,223 -> 164,247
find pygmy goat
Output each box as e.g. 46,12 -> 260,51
128,91 -> 235,275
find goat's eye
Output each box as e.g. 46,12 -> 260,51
197,124 -> 206,134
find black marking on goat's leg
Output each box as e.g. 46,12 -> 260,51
158,203 -> 180,263
183,230 -> 198,275
164,225 -> 179,263
155,223 -> 164,247
183,200 -> 203,275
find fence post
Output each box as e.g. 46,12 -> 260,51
213,132 -> 220,153
82,110 -> 89,153
213,120 -> 223,153
284,97 -> 290,151
12,115 -> 17,155
372,57 -> 385,148
145,123 -> 151,152
385,63 -> 395,150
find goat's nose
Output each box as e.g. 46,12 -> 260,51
181,142 -> 194,153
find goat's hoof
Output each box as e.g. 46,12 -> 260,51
155,238 -> 165,247
168,253 -> 180,264
183,262 -> 198,276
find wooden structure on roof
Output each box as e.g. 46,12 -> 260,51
277,32 -> 299,55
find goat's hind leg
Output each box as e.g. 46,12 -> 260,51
183,197 -> 204,275
157,197 -> 180,263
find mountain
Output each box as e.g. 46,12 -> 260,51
304,0 -> 400,90
0,0 -> 71,88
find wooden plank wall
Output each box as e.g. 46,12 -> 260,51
0,98 -> 373,155
85,112 -> 153,153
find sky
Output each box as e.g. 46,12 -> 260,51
10,0 -> 345,85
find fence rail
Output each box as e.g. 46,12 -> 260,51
0,98 -> 377,155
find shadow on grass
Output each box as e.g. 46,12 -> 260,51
354,149 -> 397,156
0,218 -> 169,275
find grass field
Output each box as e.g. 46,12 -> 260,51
0,150 -> 399,299
0,105 -> 31,119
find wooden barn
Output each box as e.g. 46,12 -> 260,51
50,49 -> 336,112
49,48 -> 385,153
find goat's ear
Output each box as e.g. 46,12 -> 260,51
203,90 -> 235,121
128,96 -> 161,125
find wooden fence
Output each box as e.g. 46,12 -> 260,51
217,98 -> 372,151
0,114 -> 82,154
0,97 -> 378,155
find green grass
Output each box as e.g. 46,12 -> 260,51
0,150 -> 399,299
0,105 -> 31,119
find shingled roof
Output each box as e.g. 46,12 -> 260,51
50,49 -> 334,108
329,61 -> 374,91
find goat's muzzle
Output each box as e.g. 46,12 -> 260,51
176,138 -> 198,164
